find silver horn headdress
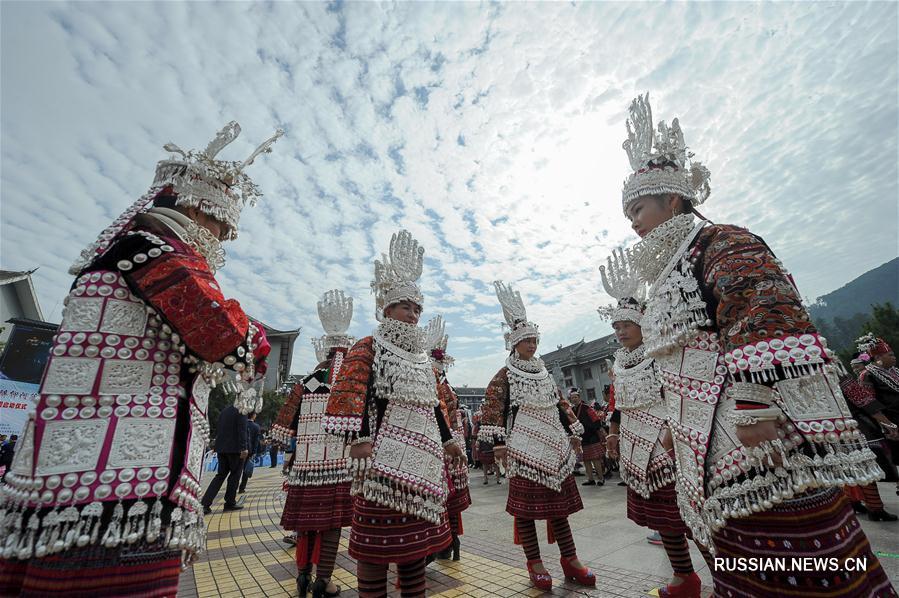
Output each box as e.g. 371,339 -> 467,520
494,280 -> 539,351
70,121 -> 282,274
371,230 -> 424,321
597,247 -> 646,325
621,93 -> 710,215
312,289 -> 355,362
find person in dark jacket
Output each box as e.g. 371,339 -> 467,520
268,436 -> 280,468
0,434 -> 17,483
201,404 -> 248,512
238,412 -> 262,493
568,389 -> 606,486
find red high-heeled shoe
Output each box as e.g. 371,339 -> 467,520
658,571 -> 702,598
526,559 -> 553,591
560,556 -> 596,587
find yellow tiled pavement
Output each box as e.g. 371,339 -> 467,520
179,467 -> 677,597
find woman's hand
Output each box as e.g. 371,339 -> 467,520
444,441 -> 465,468
493,445 -> 508,468
350,441 -> 372,460
607,435 -> 620,459
569,436 -> 582,456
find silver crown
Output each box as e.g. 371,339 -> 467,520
597,247 -> 645,325
621,93 -> 710,214
69,121 -> 281,275
494,280 -> 539,351
371,230 -> 425,321
155,122 -> 283,240
312,289 -> 355,362
425,315 -> 454,368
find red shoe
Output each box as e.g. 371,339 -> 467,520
526,559 -> 552,591
658,572 -> 702,598
560,556 -> 596,587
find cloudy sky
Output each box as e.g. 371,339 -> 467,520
2,1 -> 897,387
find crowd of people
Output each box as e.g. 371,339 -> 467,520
0,93 -> 897,598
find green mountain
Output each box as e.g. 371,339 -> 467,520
808,257 -> 899,353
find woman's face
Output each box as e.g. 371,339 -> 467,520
613,320 -> 643,351
187,207 -> 228,241
384,300 -> 422,325
626,194 -> 682,238
515,336 -> 538,360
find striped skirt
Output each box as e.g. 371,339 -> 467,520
712,488 -> 897,597
349,497 -> 451,565
0,539 -> 182,597
626,483 -> 689,535
582,441 -> 605,461
447,484 -> 472,517
506,475 -> 583,520
280,481 -> 353,532
478,441 -> 495,466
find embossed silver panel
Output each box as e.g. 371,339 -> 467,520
99,360 -> 154,395
99,299 -> 148,336
43,357 -> 101,394
35,419 -> 109,475
60,297 -> 104,332
106,417 -> 175,468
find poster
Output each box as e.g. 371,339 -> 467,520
0,379 -> 38,437
0,324 -> 55,384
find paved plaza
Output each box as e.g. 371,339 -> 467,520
177,468 -> 899,597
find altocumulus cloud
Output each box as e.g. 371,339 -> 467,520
1,1 -> 896,385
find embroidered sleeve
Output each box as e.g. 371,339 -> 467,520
124,238 -> 253,364
857,372 -> 888,415
479,368 -> 509,443
701,229 -> 878,479
434,405 -> 453,443
557,398 -> 578,435
271,383 -> 304,443
702,226 -> 831,400
323,337 -> 374,435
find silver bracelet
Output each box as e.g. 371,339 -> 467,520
443,438 -> 458,448
350,436 -> 372,447
728,407 -> 782,427
729,382 -> 776,406
569,421 -> 585,436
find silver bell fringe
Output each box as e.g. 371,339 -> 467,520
446,453 -> 470,491
360,478 -> 445,525
620,459 -> 676,500
0,495 -> 205,564
477,425 -> 506,444
287,462 -> 352,487
680,432 -> 883,553
269,424 -> 295,445
506,449 -> 576,493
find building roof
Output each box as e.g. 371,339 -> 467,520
4,317 -> 59,331
0,269 -> 43,322
249,318 -> 301,389
540,333 -> 619,367
454,386 -> 487,396
0,270 -> 37,285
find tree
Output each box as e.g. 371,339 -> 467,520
832,302 -> 899,367
863,302 -> 899,354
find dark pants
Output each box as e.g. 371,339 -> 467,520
269,446 -> 278,468
238,457 -> 254,492
201,452 -> 242,507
